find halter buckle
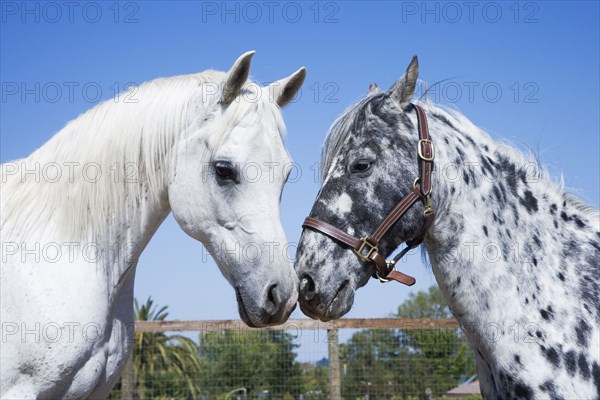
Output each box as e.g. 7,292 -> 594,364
418,139 -> 435,162
354,237 -> 378,262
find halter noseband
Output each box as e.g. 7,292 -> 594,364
302,103 -> 435,286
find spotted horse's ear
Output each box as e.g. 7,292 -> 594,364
368,82 -> 383,95
388,55 -> 419,108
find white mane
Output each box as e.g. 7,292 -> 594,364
0,70 -> 285,241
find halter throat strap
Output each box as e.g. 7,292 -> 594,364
302,103 -> 435,286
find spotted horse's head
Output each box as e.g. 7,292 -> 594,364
295,56 -> 435,321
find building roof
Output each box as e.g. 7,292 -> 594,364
446,380 -> 481,396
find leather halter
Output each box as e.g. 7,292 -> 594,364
302,103 -> 435,286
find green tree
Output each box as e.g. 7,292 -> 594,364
109,297 -> 203,399
299,360 -> 328,399
341,285 -> 477,399
396,285 -> 450,318
341,329 -> 404,399
132,297 -> 203,399
396,285 -> 476,393
197,329 -> 303,399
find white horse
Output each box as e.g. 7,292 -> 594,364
0,51 -> 305,398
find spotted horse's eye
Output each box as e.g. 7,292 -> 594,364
214,161 -> 237,182
350,159 -> 373,174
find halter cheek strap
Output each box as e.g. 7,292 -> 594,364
302,103 -> 435,286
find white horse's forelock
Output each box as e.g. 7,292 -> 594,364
0,71 -> 285,241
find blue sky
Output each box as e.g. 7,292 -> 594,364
1,0 -> 598,341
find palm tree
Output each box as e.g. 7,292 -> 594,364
113,297 -> 203,399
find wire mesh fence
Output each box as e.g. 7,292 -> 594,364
108,319 -> 479,400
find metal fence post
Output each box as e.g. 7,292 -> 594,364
327,327 -> 341,400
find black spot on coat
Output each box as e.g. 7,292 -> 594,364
519,190 -> 538,213
564,350 -> 577,376
579,353 -> 591,379
514,382 -> 533,399
575,319 -> 591,347
540,345 -> 560,367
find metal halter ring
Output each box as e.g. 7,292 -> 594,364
377,260 -> 398,283
375,271 -> 390,283
413,177 -> 420,189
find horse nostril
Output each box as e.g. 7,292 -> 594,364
338,279 -> 349,294
263,283 -> 280,315
300,274 -> 316,301
268,284 -> 277,304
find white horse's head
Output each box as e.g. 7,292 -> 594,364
168,52 -> 305,327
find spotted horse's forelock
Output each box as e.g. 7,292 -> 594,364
295,56 -> 600,399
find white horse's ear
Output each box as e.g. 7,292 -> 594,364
368,82 -> 382,95
388,55 -> 419,107
268,67 -> 307,108
222,50 -> 255,104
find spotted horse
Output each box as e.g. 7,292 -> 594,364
295,56 -> 600,398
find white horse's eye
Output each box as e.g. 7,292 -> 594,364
214,161 -> 237,181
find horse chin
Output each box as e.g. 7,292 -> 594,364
235,287 -> 296,328
235,287 -> 261,327
299,280 -> 355,322
235,288 -> 255,327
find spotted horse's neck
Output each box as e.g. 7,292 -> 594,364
419,105 -> 600,398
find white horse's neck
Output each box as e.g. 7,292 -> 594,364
100,179 -> 171,295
